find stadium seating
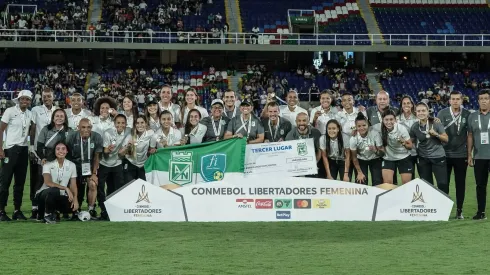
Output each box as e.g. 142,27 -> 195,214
380,71 -> 482,111
371,0 -> 490,46
240,0 -> 370,45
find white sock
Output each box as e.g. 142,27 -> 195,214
32,206 -> 38,210
89,206 -> 94,211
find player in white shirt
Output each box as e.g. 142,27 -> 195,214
145,100 -> 161,132
65,93 -> 91,130
121,95 -> 138,128
29,88 -> 58,218
397,95 -> 418,179
310,90 -> 338,135
119,115 -> 154,183
150,110 -> 182,151
36,141 -> 78,224
380,109 -> 414,185
279,90 -> 308,127
181,108 -> 207,144
90,97 -> 117,136
180,88 -> 209,128
159,85 -> 181,127
0,90 -> 33,221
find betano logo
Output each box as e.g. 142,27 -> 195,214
236,199 -> 254,208
294,199 -> 311,209
411,185 -> 425,203
136,185 -> 150,204
312,199 -> 331,209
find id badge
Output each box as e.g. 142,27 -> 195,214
82,163 -> 92,176
481,132 -> 489,145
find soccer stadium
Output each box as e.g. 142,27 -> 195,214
1,0 -> 490,273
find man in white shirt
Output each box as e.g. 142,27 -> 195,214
0,90 -> 33,221
29,88 -> 58,219
279,90 -> 308,127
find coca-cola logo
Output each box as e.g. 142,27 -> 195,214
255,199 -> 273,209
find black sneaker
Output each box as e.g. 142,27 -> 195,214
100,211 -> 110,221
473,212 -> 487,220
62,213 -> 70,221
70,212 -> 80,221
0,211 -> 12,222
12,211 -> 27,221
456,209 -> 464,220
44,213 -> 57,224
29,209 -> 39,220
89,209 -> 98,220
55,212 -> 61,222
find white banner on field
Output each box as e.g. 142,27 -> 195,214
244,139 -> 317,177
106,177 -> 453,222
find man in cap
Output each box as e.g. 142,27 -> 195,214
224,99 -> 264,144
0,90 -> 33,221
201,99 -> 230,142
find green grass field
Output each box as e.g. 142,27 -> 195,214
1,168 -> 489,275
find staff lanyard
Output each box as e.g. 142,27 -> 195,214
212,119 -> 222,137
17,106 -> 29,137
44,105 -> 53,124
225,106 -> 237,119
237,116 -> 252,137
56,160 -> 65,184
446,107 -> 463,133
478,114 -> 490,131
80,137 -> 91,163
268,118 -> 280,141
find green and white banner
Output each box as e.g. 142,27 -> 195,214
145,138 -> 246,188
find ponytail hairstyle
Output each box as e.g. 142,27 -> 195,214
324,119 -> 344,156
381,108 -> 398,147
415,102 -> 435,124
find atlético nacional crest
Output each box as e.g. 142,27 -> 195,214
297,141 -> 308,156
169,151 -> 194,185
200,153 -> 227,182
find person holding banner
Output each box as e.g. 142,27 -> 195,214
145,100 -> 161,132
437,91 -> 471,219
349,113 -> 384,185
159,85 -> 181,127
223,89 -> 241,120
262,102 -> 291,143
0,90 -> 33,221
120,115 -> 154,183
181,109 -> 207,144
319,119 -> 349,180
150,110 -> 183,150
200,99 -> 230,142
90,97 -> 117,136
65,93 -> 91,130
65,118 -> 102,220
286,113 -> 322,177
467,89 -> 490,220
410,103 -> 449,194
380,109 -> 414,185
180,88 -> 209,128
224,99 -> 264,144
35,141 -> 78,224
29,88 -> 58,219
310,90 -> 337,135
279,90 -> 308,127
98,114 -> 131,220
397,95 -> 418,180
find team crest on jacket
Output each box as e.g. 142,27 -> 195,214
200,153 -> 227,182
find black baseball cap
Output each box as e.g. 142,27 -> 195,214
240,99 -> 253,106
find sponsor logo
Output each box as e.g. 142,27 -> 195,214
294,199 -> 311,209
411,185 -> 425,203
276,211 -> 291,219
275,199 -> 292,209
236,198 -> 254,208
312,199 -> 331,209
297,142 -> 308,156
169,151 -> 194,185
200,153 -> 227,182
136,185 -> 150,204
255,199 -> 273,209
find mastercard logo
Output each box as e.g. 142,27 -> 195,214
294,199 -> 312,209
